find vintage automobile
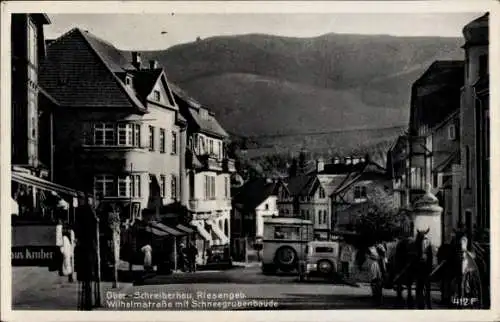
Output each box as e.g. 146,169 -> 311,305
298,240 -> 341,281
261,217 -> 313,274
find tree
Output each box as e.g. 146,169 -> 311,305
353,184 -> 407,247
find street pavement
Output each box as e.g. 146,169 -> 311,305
12,265 -> 446,310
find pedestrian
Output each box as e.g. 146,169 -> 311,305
179,243 -> 187,272
187,242 -> 198,272
141,244 -> 153,272
340,242 -> 354,279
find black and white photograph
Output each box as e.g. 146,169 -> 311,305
1,1 -> 498,320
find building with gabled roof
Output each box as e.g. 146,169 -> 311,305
170,82 -> 236,252
39,27 -> 189,237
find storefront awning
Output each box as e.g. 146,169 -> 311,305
150,221 -> 185,237
12,171 -> 82,197
176,224 -> 194,234
208,220 -> 229,244
144,226 -> 169,237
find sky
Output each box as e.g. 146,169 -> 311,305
43,13 -> 482,51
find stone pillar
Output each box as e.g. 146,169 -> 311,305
411,183 -> 443,248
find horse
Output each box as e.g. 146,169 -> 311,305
392,228 -> 434,309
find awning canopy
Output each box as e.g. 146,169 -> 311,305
176,224 -> 194,234
150,221 -> 185,237
12,170 -> 83,197
191,221 -> 211,241
144,226 -> 169,237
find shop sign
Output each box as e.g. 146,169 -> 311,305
11,246 -> 59,266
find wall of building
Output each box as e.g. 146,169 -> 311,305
460,43 -> 488,232
255,196 -> 278,237
52,104 -> 182,211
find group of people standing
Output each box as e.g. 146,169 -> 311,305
179,242 -> 198,272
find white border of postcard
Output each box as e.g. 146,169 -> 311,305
1,1 -> 499,322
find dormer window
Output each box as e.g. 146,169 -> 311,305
448,124 -> 457,141
125,75 -> 132,86
153,90 -> 160,102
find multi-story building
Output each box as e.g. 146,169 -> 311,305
405,60 -> 464,243
460,13 -> 489,239
11,14 -> 51,175
10,15 -> 88,271
170,84 -> 236,252
39,28 -> 187,227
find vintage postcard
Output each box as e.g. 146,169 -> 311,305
1,1 -> 498,322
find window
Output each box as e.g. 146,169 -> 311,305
27,20 -> 37,67
148,126 -> 155,151
319,187 -> 326,199
153,90 -> 160,102
448,124 -> 456,141
159,129 -> 166,153
204,175 -> 215,200
160,175 -> 166,197
315,247 -> 334,253
94,175 -> 114,197
354,186 -> 367,200
133,124 -> 141,147
274,226 -> 300,240
118,123 -> 134,146
224,177 -> 229,198
171,175 -> 177,200
265,204 -> 269,210
125,76 -> 132,85
323,211 -> 327,225
209,139 -> 214,155
479,54 -> 488,77
171,131 -> 177,155
117,176 -> 131,197
318,210 -> 322,225
130,175 -> 141,197
94,123 -> 115,146
218,141 -> 223,159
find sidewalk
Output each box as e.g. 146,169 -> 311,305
12,267 -> 132,310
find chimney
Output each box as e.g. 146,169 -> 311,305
316,158 -> 325,172
149,60 -> 158,69
345,157 -> 352,165
131,52 -> 141,69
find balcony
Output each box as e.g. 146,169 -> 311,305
189,198 -> 231,213
198,154 -> 223,172
223,158 -> 236,173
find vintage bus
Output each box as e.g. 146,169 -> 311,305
261,217 -> 313,274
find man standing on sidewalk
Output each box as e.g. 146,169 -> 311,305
187,242 -> 198,272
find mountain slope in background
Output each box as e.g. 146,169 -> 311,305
135,33 -> 463,166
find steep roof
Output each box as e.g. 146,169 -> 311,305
129,68 -> 164,102
170,84 -> 228,138
40,28 -> 180,113
283,175 -> 313,196
233,178 -> 278,210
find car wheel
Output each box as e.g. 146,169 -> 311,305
317,260 -> 334,275
274,246 -> 297,272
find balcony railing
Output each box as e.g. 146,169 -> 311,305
223,158 -> 236,173
198,154 -> 223,172
189,198 -> 231,213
